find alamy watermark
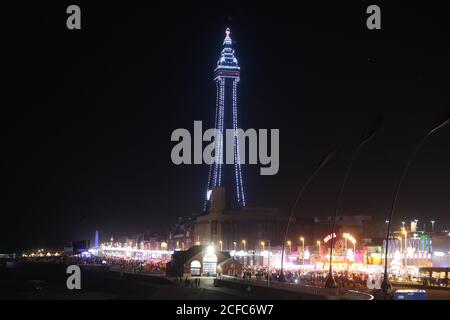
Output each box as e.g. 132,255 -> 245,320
171,121 -> 279,175
66,265 -> 81,290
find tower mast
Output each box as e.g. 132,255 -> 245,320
204,28 -> 245,212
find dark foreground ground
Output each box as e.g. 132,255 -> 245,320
0,263 -> 267,300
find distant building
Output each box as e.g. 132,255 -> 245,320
193,187 -> 329,251
72,240 -> 90,254
315,214 -> 386,246
382,231 -> 450,269
168,216 -> 195,250
431,235 -> 450,268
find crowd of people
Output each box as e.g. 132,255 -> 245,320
108,258 -> 168,274
236,266 -> 372,290
66,255 -> 169,274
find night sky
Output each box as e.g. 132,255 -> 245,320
2,1 -> 450,252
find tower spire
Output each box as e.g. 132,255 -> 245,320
223,27 -> 232,46
216,28 -> 239,71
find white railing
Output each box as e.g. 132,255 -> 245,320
342,290 -> 374,300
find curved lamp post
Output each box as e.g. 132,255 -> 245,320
381,116 -> 450,298
279,148 -> 337,282
325,116 -> 382,288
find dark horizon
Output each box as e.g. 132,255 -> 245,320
2,1 -> 450,252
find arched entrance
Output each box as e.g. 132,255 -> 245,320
190,260 -> 201,276
202,253 -> 218,276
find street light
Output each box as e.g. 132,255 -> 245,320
402,230 -> 407,268
241,240 -> 247,267
260,241 -> 266,280
287,241 -> 292,253
219,240 -> 223,251
279,149 -> 337,282
326,115 -> 382,288
233,241 -> 237,251
300,237 -> 305,266
267,240 -> 271,287
431,220 -> 435,232
382,115 -> 450,299
397,236 -> 403,269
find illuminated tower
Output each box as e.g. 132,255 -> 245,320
94,230 -> 99,248
204,28 -> 245,211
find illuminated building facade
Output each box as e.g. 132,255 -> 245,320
204,28 -> 245,211
194,186 -> 329,254
383,232 -> 450,269
431,235 -> 450,268
197,187 -> 286,249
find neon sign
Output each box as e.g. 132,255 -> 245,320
324,233 -> 337,243
343,233 -> 356,244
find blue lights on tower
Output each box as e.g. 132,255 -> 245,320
204,28 -> 246,211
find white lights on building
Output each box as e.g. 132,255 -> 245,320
346,249 -> 355,261
207,244 -> 215,254
303,250 -> 310,260
407,247 -> 415,258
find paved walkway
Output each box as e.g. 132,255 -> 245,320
171,276 -> 253,299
